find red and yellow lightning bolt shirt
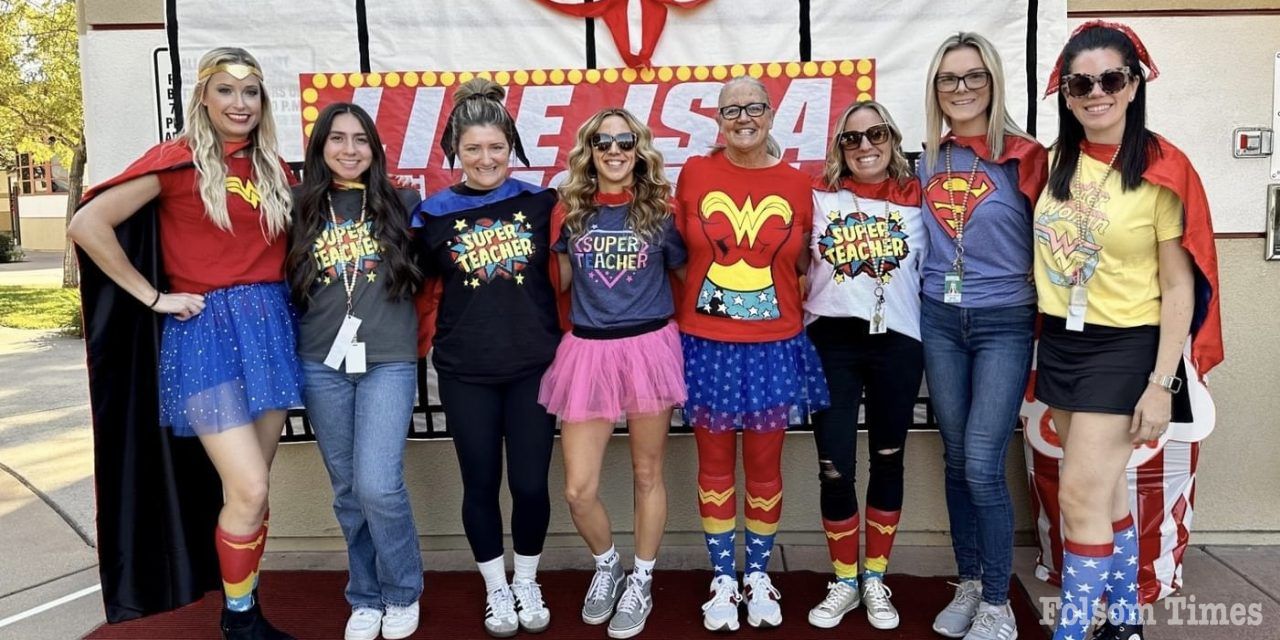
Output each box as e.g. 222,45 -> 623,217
674,151 -> 814,343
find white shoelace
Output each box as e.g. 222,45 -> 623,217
970,609 -> 998,633
512,580 -> 547,612
615,577 -> 646,615
486,587 -> 516,618
585,566 -> 615,603
944,581 -> 982,612
744,573 -> 780,603
817,582 -> 856,613
701,578 -> 741,612
863,580 -> 894,615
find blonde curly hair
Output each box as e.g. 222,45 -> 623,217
559,108 -> 672,243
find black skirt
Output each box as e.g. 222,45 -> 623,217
1035,315 -> 1193,421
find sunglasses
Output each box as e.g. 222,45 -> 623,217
933,70 -> 991,93
838,123 -> 892,149
589,132 -> 637,152
718,102 -> 769,119
1059,67 -> 1133,98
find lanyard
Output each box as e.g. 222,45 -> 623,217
848,189 -> 892,308
327,189 -> 368,315
944,143 -> 982,276
1067,144 -> 1121,286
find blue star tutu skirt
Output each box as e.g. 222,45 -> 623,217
158,281 -> 303,437
680,332 -> 830,433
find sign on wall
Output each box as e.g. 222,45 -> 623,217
301,59 -> 874,190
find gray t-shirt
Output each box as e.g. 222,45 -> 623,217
296,187 -> 421,363
553,203 -> 687,330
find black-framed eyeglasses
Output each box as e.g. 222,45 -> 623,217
718,102 -> 769,119
589,132 -> 637,152
837,123 -> 892,149
1059,67 -> 1133,98
933,70 -> 992,93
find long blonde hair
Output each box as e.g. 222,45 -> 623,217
822,100 -> 913,189
922,32 -> 1035,170
180,47 -> 292,237
559,108 -> 672,243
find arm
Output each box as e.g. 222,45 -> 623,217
1130,238 -> 1194,443
555,252 -> 571,293
67,176 -> 206,320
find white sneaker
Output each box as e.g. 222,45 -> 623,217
743,571 -> 782,628
344,607 -> 382,640
484,585 -> 519,638
381,601 -> 420,640
862,576 -> 900,630
511,578 -> 551,633
700,574 -> 742,632
807,581 -> 860,629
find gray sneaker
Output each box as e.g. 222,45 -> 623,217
963,601 -> 1018,640
582,561 -> 625,624
607,574 -> 652,639
933,579 -> 983,638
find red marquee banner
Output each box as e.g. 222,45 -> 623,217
299,59 -> 876,193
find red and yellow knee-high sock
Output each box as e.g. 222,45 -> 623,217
216,525 -> 265,611
252,510 -> 269,593
743,430 -> 783,575
822,513 -> 860,587
695,429 -> 738,577
864,506 -> 901,580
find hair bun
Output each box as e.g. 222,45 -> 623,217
453,78 -> 505,105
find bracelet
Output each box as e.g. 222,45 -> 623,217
148,290 -> 161,309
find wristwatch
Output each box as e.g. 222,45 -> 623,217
1148,372 -> 1183,394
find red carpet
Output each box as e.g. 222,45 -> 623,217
86,570 -> 1048,639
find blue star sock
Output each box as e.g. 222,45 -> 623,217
1106,514 -> 1142,625
1054,539 -> 1114,640
705,530 -> 736,577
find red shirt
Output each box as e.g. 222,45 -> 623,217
155,153 -> 287,293
674,152 -> 814,343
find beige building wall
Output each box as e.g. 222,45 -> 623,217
79,1 -> 1280,549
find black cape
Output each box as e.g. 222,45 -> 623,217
77,140 -> 224,623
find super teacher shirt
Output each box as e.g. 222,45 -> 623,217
415,181 -> 561,383
295,187 -> 421,364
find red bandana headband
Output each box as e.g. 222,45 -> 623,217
1044,19 -> 1160,98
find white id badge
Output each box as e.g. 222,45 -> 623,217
323,315 -> 363,369
943,272 -> 962,304
1065,285 -> 1087,332
345,341 -> 367,374
869,305 -> 887,335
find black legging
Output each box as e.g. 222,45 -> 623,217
438,369 -> 556,563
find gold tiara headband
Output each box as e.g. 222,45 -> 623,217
197,62 -> 263,82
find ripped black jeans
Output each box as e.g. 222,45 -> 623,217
806,316 -> 924,520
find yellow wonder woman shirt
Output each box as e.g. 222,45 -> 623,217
1033,143 -> 1183,328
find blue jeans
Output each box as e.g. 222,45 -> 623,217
302,360 -> 423,609
920,298 -> 1034,604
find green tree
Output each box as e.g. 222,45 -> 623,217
0,0 -> 84,287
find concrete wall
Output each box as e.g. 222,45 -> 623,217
15,195 -> 69,251
78,1 -> 1280,548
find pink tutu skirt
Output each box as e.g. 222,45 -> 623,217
538,321 -> 686,423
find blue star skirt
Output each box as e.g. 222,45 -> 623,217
158,281 -> 303,437
680,332 -> 830,433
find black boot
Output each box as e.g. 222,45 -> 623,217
220,602 -> 296,640
1090,621 -> 1118,640
1110,622 -> 1144,640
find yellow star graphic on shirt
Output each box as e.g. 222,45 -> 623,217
321,276 -> 332,285
515,273 -> 525,285
513,212 -> 526,223
468,277 -> 480,288
834,272 -> 846,283
827,209 -> 842,222
366,271 -> 377,282
454,219 -> 468,231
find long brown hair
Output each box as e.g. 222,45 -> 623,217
822,100 -> 913,189
559,108 -> 672,243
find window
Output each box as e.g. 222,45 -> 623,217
16,154 -> 55,195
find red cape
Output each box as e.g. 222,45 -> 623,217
813,175 -> 923,208
943,133 -> 1048,208
1144,136 -> 1224,377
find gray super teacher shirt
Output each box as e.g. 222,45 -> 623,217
295,187 -> 421,364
